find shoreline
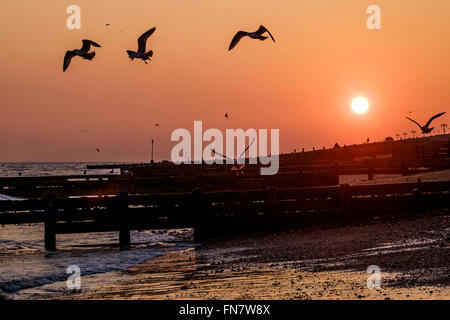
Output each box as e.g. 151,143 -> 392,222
65,209 -> 449,300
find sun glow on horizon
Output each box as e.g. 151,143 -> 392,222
351,97 -> 369,114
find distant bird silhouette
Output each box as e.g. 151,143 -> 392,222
224,113 -> 229,119
106,24 -> 110,26
228,25 -> 275,51
127,27 -> 156,64
154,123 -> 160,127
63,39 -> 101,72
96,147 -> 101,153
406,112 -> 446,134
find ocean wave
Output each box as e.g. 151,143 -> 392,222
0,223 -> 194,297
0,243 -> 192,295
0,162 -> 120,177
0,194 -> 25,201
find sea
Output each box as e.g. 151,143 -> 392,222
0,162 -> 194,300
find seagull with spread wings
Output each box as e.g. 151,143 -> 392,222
211,138 -> 256,174
228,25 -> 275,51
63,39 -> 101,72
405,112 -> 446,134
127,27 -> 156,64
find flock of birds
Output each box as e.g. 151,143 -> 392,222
65,25 -> 274,159
63,25 -> 275,72
63,25 -> 447,170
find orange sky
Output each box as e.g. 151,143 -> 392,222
0,0 -> 449,162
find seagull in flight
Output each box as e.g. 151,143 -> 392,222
154,123 -> 160,127
211,138 -> 255,174
63,39 -> 101,72
224,113 -> 229,119
228,25 -> 275,51
127,27 -> 156,64
96,147 -> 101,153
405,112 -> 446,134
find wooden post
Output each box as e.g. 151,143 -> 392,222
401,158 -> 408,176
298,171 -> 304,188
334,163 -> 340,181
368,167 -> 374,181
367,157 -> 375,181
44,194 -> 56,251
116,191 -> 130,249
265,187 -> 279,217
339,184 -> 351,219
62,180 -> 70,198
413,179 -> 423,213
129,176 -> 136,194
367,159 -> 374,181
192,188 -> 206,242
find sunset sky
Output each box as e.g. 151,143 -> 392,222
0,0 -> 449,162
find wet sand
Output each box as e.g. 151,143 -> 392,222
67,208 -> 449,300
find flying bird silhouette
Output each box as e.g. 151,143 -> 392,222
228,25 -> 275,51
63,40 -> 101,72
211,138 -> 255,174
224,113 -> 229,119
406,112 -> 446,134
154,123 -> 160,127
127,27 -> 156,64
96,147 -> 101,153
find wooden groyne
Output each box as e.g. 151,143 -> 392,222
1,135 -> 448,199
0,171 -> 339,198
1,180 -> 449,250
2,156 -> 449,199
1,135 -> 449,250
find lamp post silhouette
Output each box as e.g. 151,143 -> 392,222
403,132 -> 408,140
411,130 -> 416,139
442,123 -> 448,135
151,138 -> 154,163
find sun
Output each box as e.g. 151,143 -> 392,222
351,97 -> 369,114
